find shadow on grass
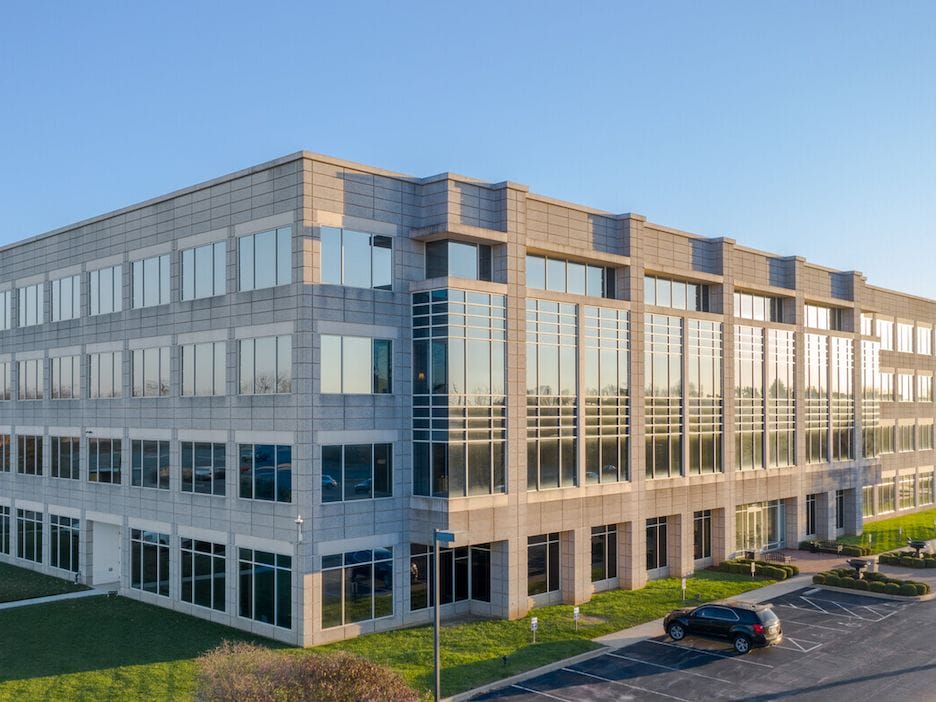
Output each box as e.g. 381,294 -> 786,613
0,596 -> 288,682
0,562 -> 89,603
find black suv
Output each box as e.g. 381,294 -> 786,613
663,602 -> 782,654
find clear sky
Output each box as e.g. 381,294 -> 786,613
1,2 -> 934,298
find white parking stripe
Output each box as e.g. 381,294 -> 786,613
607,651 -> 733,683
645,639 -> 774,668
800,596 -> 832,614
776,636 -> 822,653
778,619 -> 849,633
512,683 -> 573,701
561,667 -> 692,702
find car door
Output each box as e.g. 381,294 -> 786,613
688,607 -> 717,636
707,606 -> 740,639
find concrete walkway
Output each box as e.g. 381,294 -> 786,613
0,587 -> 107,611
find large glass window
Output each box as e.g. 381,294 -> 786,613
181,539 -> 226,611
688,320 -> 722,474
238,443 -> 291,503
733,291 -> 784,322
830,337 -> 854,462
132,347 -> 170,397
321,227 -> 392,290
694,510 -> 712,560
409,543 -> 490,611
736,326 -> 764,470
238,336 -> 290,394
50,515 -> 79,573
591,525 -> 618,582
89,265 -> 122,316
526,254 -> 612,297
897,423 -> 915,452
896,373 -> 913,402
0,363 -> 10,400
835,490 -> 845,530
89,351 -> 122,399
917,375 -> 933,403
645,315 -> 682,478
50,275 -> 80,322
0,290 -> 11,330
17,358 -> 44,400
17,435 -> 42,475
917,326 -> 932,356
805,304 -> 844,331
182,342 -> 226,396
51,355 -> 80,399
239,548 -> 292,628
0,434 -> 12,472
919,472 -> 934,506
50,436 -> 80,480
0,506 -> 9,555
862,485 -> 875,517
896,322 -> 914,353
321,335 -> 391,394
17,509 -> 42,563
646,276 -> 709,312
861,340 -> 882,458
805,494 -> 817,536
646,517 -> 668,571
322,443 -> 391,502
881,371 -> 894,401
239,227 -> 291,291
425,240 -> 491,282
876,319 -> 894,351
88,438 -> 121,484
527,533 -> 560,595
17,283 -> 44,327
584,306 -> 629,484
321,548 -> 391,628
879,480 -> 896,513
805,333 -> 829,464
130,529 -> 169,597
131,439 -> 170,490
735,501 -> 785,551
131,254 -> 170,308
181,442 -> 226,495
918,421 -> 934,451
899,475 -> 915,510
182,241 -> 226,300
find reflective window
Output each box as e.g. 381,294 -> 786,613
896,322 -> 914,353
17,435 -> 43,476
0,290 -> 11,330
861,340 -> 882,458
50,436 -> 80,480
735,326 -> 764,470
50,515 -> 79,573
238,336 -> 289,394
322,443 -> 392,502
917,326 -> 932,356
526,254 -> 612,298
0,363 -> 9,401
919,422 -> 934,451
182,241 -> 226,300
830,337 -> 854,462
876,319 -> 894,351
918,472 -> 934,506
320,547 -> 391,628
896,373 -> 913,402
646,517 -> 668,571
733,291 -> 785,322
860,313 -> 874,336
17,283 -> 44,327
238,443 -> 291,503
646,275 -> 709,312
322,227 -> 392,289
132,254 -> 170,308
182,342 -> 226,396
51,355 -> 80,399
645,315 -> 682,478
425,240 -> 491,281
879,480 -> 896,513
694,510 -> 712,560
735,501 -> 785,551
181,441 -> 226,495
17,359 -> 44,400
899,475 -> 915,510
130,529 -> 169,597
527,533 -> 560,595
181,539 -> 225,612
591,525 -> 617,582
805,304 -> 844,331
805,333 -> 829,463
89,265 -> 122,316
239,227 -> 291,291
132,347 -> 170,397
51,275 -> 80,322
584,306 -> 629,484
89,351 -> 122,399
88,438 -> 121,484
863,485 -> 875,517
768,329 -> 796,467
897,423 -> 914,452
320,335 -> 391,394
409,543 -> 491,610
239,548 -> 292,629
688,320 -> 722,474
131,439 -> 170,490
0,506 -> 8,554
17,509 -> 43,563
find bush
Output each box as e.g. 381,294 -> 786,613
825,575 -> 843,588
900,557 -> 920,568
883,583 -> 901,595
799,540 -> 815,551
868,581 -> 886,593
864,571 -> 887,582
926,559 -> 936,569
879,554 -> 900,566
913,583 -> 928,596
852,579 -> 869,591
195,642 -> 421,702
899,583 -> 918,597
812,574 -> 826,585
840,545 -> 868,557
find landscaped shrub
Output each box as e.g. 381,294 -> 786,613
812,574 -> 826,585
899,583 -> 918,597
799,540 -> 814,551
840,545 -> 868,557
195,642 -> 421,702
883,583 -> 900,595
913,583 -> 928,596
926,559 -> 936,569
868,581 -> 885,593
900,557 -> 919,567
878,554 -> 899,566
864,571 -> 888,583
852,579 -> 869,591
824,575 -> 843,587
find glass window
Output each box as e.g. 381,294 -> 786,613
50,436 -> 80,480
320,547 -> 392,628
322,443 -> 392,502
182,241 -> 226,300
239,227 -> 291,291
16,435 -> 43,476
0,363 -> 9,401
130,529 -> 170,597
51,355 -> 80,399
132,347 -> 170,397
0,505 -> 9,555
181,539 -> 226,611
131,439 -> 170,490
527,255 -> 611,297
646,517 -> 668,570
694,510 -> 712,560
17,509 -> 43,563
238,336 -> 289,394
896,322 -> 914,353
50,515 -> 79,573
89,265 -> 122,316
17,283 -> 44,327
409,543 -> 491,611
425,240 -> 491,282
591,525 -> 617,582
238,443 -> 291,503
734,290 -> 786,322
0,290 -> 11,330
50,275 -> 81,322
645,315 -> 683,478
182,341 -> 226,396
131,254 -> 170,308
647,276 -> 709,312
320,335 -> 392,394
17,358 -> 44,400
88,438 -> 121,484
527,533 -> 560,595
181,441 -> 226,495
320,227 -> 393,289
876,319 -> 894,351
89,351 -> 122,399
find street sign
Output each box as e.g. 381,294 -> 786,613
435,530 -> 456,544
531,616 -> 538,631
573,607 -> 580,621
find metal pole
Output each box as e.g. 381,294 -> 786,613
434,528 -> 440,702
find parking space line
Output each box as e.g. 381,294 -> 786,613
776,636 -> 822,653
561,667 -> 692,702
644,639 -> 774,668
778,619 -> 849,633
606,651 -> 733,683
511,684 -> 571,701
800,596 -> 832,614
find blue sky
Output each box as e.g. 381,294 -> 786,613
1,2 -> 934,298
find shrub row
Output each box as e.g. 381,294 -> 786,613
797,540 -> 872,557
878,552 -> 936,568
717,559 -> 798,580
812,570 -> 929,597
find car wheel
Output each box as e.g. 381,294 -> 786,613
732,635 -> 751,654
668,623 -> 686,641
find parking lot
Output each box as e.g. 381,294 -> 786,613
473,587 -> 936,701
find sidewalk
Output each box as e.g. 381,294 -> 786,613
0,587 -> 107,611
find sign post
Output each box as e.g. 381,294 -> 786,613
750,561 -> 756,579
531,616 -> 538,643
433,529 -> 458,702
573,606 -> 580,631
681,577 -> 687,601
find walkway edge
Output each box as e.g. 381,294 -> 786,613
0,587 -> 105,611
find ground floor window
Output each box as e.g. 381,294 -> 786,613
591,525 -> 617,582
646,517 -> 667,571
735,500 -> 785,552
805,494 -> 817,536
899,476 -> 916,510
694,510 -> 712,560
919,472 -> 934,506
835,490 -> 845,529
879,480 -> 896,513
130,529 -> 169,597
321,548 -> 391,628
181,539 -> 226,612
240,548 -> 292,629
0,506 -> 9,555
527,533 -> 560,595
50,515 -> 79,573
409,543 -> 491,610
862,485 -> 875,517
17,509 -> 42,563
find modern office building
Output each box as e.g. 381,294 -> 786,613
0,151 -> 933,645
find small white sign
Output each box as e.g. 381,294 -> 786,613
750,561 -> 756,577
681,577 -> 687,591
531,616 -> 538,632
573,606 -> 580,621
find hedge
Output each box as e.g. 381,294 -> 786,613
811,569 -> 930,596
717,558 -> 799,579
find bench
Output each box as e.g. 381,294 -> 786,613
809,540 -> 844,555
764,550 -> 794,564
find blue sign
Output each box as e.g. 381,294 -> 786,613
435,530 -> 456,544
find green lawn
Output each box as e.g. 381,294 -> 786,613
0,561 -> 89,603
0,571 -> 771,701
841,508 -> 936,553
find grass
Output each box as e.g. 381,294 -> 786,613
840,508 -> 936,554
0,570 -> 771,700
0,561 -> 89,603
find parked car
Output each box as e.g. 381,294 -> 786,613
663,602 -> 782,654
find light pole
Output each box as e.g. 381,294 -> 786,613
433,529 -> 457,702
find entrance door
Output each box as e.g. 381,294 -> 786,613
91,522 -> 122,585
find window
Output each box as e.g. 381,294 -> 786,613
688,320 -> 722,474
861,339 -> 881,459
17,509 -> 42,563
897,424 -> 915,452
239,548 -> 292,629
320,335 -> 391,394
0,435 -> 10,472
50,515 -> 79,573
132,347 -> 170,397
0,506 -> 9,555
50,275 -> 81,322
806,494 -> 817,536
735,500 -> 785,553
733,291 -> 785,322
321,548 -> 391,628
646,517 -> 668,571
880,423 -> 895,454
862,485 -> 875,517
591,525 -> 618,582
88,438 -> 121,484
876,319 -> 894,351
322,443 -> 391,502
899,475 -> 915,510
181,539 -> 226,611
694,510 -> 712,560
805,334 -> 828,464
879,480 -> 896,513
238,336 -> 290,394
131,254 -> 170,308
322,227 -> 393,289
409,543 -> 490,610
645,275 -> 710,311
830,336 -> 854,462
182,241 -> 226,300
239,227 -> 291,291
238,443 -> 291,503
835,490 -> 845,530
17,283 -> 44,327
89,265 -> 122,316
51,436 -> 80,480
130,529 -> 169,597
0,362 -> 10,400
89,351 -> 122,398
51,355 -> 80,399
526,254 -> 613,298
919,472 -> 934,506
17,358 -> 43,400
181,442 -> 226,495
17,435 -> 42,475
860,313 -> 874,336
896,322 -> 914,353
0,290 -> 11,330
804,304 -> 844,331
917,326 -> 932,356
917,375 -> 933,403
881,371 -> 894,401
182,342 -> 226,396
425,240 -> 491,282
131,440 -> 170,490
646,315 -> 683,478
919,422 -> 934,451
527,533 -> 560,595
735,326 -> 764,471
